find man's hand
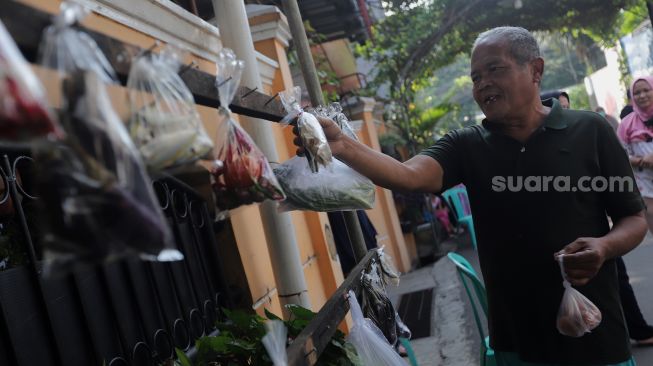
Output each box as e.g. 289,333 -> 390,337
555,237 -> 608,286
293,116 -> 345,157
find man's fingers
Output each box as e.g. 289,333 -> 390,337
555,238 -> 589,258
293,137 -> 302,146
292,126 -> 300,136
295,148 -> 305,157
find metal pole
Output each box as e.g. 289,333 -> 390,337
212,0 -> 311,314
281,0 -> 369,263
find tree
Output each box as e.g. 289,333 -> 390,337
359,0 -> 639,154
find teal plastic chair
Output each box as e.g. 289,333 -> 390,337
447,252 -> 496,366
442,186 -> 478,250
399,337 -> 419,366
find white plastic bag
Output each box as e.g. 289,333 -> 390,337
261,320 -> 288,366
346,290 -> 407,366
127,45 -> 213,171
556,255 -> 602,337
273,156 -> 374,212
280,86 -> 332,172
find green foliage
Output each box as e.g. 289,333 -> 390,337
175,306 -> 361,366
566,83 -> 592,111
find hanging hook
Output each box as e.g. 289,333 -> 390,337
216,76 -> 233,88
264,92 -> 279,106
178,61 -> 197,76
241,87 -> 258,99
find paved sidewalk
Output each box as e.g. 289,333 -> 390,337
387,234 -> 478,366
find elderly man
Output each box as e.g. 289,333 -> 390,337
296,26 -> 647,365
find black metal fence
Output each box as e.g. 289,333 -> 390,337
0,148 -> 232,366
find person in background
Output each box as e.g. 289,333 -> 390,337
557,91 -> 570,109
596,106 -> 619,132
621,89 -> 634,120
616,76 -> 653,347
539,90 -> 569,109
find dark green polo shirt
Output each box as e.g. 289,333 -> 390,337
421,99 -> 645,364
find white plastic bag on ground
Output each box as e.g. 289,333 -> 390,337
556,254 -> 602,337
346,290 -> 407,366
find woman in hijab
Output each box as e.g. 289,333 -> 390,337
618,76 -> 653,222
616,75 -> 653,347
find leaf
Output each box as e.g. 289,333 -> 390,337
264,308 -> 282,321
286,304 -> 316,321
175,348 -> 192,366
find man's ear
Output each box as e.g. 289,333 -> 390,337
531,57 -> 544,84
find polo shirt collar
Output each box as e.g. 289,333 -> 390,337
480,97 -> 568,131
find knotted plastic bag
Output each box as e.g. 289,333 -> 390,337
273,102 -> 374,212
127,45 -> 213,171
38,1 -> 117,83
37,72 -> 182,274
0,20 -> 62,141
359,253 -> 411,346
210,49 -> 284,219
346,290 -> 407,366
280,86 -> 332,172
556,255 -> 602,337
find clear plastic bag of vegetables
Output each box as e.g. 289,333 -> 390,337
273,156 -> 374,212
0,20 -> 62,141
36,72 -> 182,275
273,102 -> 374,212
280,86 -> 332,173
127,45 -> 213,171
210,49 -> 284,219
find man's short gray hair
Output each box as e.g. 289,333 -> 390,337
472,26 -> 540,65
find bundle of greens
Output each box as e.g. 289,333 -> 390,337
273,156 -> 374,212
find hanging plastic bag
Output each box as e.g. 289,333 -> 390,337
38,1 -> 117,83
127,45 -> 213,171
210,48 -> 284,219
280,86 -> 332,173
556,254 -> 602,337
262,320 -> 288,366
273,156 -> 374,212
37,72 -> 182,274
346,290 -> 407,366
312,102 -> 358,140
359,256 -> 411,346
0,20 -> 62,141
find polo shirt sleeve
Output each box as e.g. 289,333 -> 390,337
418,129 -> 464,192
597,118 -> 646,220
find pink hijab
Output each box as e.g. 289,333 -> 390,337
618,76 -> 653,144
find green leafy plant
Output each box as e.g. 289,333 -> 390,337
175,305 -> 361,366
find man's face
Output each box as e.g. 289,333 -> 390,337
471,39 -> 541,122
559,95 -> 570,109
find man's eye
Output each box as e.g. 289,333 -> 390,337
472,75 -> 480,83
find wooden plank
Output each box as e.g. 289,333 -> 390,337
0,1 -> 287,122
286,250 -> 377,366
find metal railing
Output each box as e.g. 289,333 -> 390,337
0,147 -> 231,366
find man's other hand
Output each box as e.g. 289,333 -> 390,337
555,237 -> 608,286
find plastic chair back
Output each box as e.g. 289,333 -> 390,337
442,186 -> 471,220
447,252 -> 495,366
